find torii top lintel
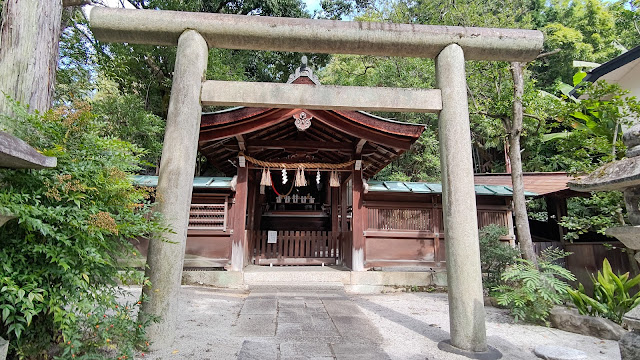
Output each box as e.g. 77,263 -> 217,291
88,7 -> 543,62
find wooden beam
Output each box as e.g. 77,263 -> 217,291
201,80 -> 442,113
235,135 -> 246,151
355,139 -> 367,155
247,140 -> 353,152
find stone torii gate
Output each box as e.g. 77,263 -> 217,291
88,7 -> 542,358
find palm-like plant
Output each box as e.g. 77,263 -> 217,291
568,258 -> 640,324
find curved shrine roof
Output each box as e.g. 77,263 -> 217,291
199,63 -> 426,178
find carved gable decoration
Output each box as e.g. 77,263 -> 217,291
294,112 -> 312,131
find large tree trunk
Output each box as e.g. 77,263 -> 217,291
0,0 -> 62,116
509,62 -> 538,267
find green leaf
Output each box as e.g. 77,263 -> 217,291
541,132 -> 570,142
573,71 -> 588,86
2,307 -> 9,322
558,83 -> 577,98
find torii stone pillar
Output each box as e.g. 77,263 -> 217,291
435,44 -> 496,357
140,30 -> 208,350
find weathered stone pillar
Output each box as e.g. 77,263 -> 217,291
435,44 -> 490,354
141,30 -> 208,350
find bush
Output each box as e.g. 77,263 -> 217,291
0,101 -> 164,358
479,224 -> 520,291
494,247 -> 575,325
568,258 -> 640,324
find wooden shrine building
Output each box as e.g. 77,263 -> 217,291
134,61 -> 523,271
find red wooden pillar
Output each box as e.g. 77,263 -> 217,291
351,168 -> 365,271
245,170 -> 257,264
331,186 -> 339,259
231,164 -> 248,271
340,174 -> 350,267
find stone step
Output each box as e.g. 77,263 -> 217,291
247,282 -> 345,291
243,269 -> 350,285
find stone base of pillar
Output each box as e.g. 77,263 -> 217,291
438,340 -> 502,360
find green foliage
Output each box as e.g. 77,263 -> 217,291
494,247 -> 576,325
57,0 -> 330,171
91,86 -> 165,169
0,101 -> 165,358
568,258 -> 640,324
478,225 -> 521,290
608,0 -> 640,50
560,191 -> 625,241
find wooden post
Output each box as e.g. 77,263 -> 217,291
546,196 -> 567,246
231,164 -> 248,271
340,176 -> 349,233
246,170 -> 257,264
340,175 -> 350,266
331,186 -> 339,259
331,187 -> 339,233
351,168 -> 365,271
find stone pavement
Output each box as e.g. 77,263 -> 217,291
133,285 -> 620,360
236,285 -> 390,360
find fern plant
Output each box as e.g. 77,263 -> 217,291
493,247 -> 576,325
567,258 -> 640,324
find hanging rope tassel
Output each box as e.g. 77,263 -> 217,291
294,166 -> 307,187
330,170 -> 340,187
260,167 -> 272,186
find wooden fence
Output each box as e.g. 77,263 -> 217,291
252,230 -> 339,265
534,240 -> 634,294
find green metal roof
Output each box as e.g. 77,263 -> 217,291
130,175 -> 233,190
131,177 -> 536,196
367,181 -> 537,197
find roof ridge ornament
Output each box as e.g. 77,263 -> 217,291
287,56 -> 321,85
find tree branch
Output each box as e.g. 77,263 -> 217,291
536,48 -> 561,60
522,113 -> 544,121
144,56 -> 166,82
72,22 -> 112,61
466,83 -> 479,111
473,111 -> 509,122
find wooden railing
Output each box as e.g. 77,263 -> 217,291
188,203 -> 227,231
252,230 -> 339,265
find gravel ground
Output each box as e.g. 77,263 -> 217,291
126,286 -> 621,360
352,292 -> 620,360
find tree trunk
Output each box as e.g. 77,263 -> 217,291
509,61 -> 538,267
0,0 -> 62,116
